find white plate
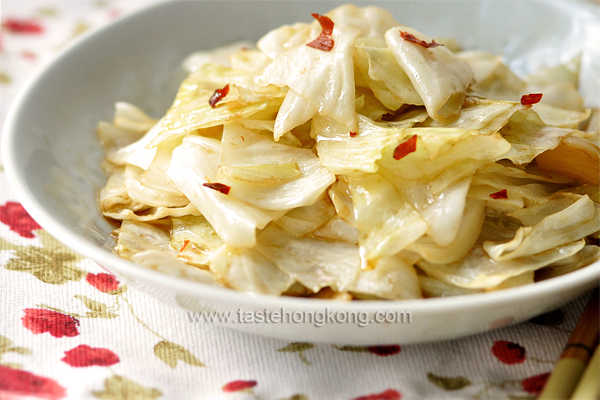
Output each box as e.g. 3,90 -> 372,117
3,0 -> 599,344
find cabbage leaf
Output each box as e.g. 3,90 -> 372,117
256,224 -> 361,292
419,240 -> 585,289
218,124 -> 335,210
351,256 -> 422,300
257,24 -> 360,133
275,194 -> 336,237
500,109 -> 577,165
166,136 -> 274,248
354,43 -> 422,110
348,173 -> 428,264
210,245 -> 294,295
457,51 -> 525,101
314,114 -> 409,175
409,199 -> 485,264
385,26 -> 473,122
484,195 -> 599,261
378,128 -> 511,193
170,215 -> 224,266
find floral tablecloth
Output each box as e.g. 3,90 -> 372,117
0,1 -> 594,399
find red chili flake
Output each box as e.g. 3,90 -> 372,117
399,31 -> 442,49
306,13 -> 335,52
489,189 -> 508,199
2,18 -> 44,34
349,131 -> 358,138
222,380 -> 257,392
203,182 -> 231,195
520,93 -> 543,105
179,239 -> 190,252
208,84 -> 229,108
393,135 -> 417,160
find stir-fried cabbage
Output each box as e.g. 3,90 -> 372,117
166,136 -> 275,248
218,123 -> 335,210
347,173 -> 428,265
98,4 -> 599,300
384,27 -> 474,122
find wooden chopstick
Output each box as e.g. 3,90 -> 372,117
569,345 -> 599,400
538,288 -> 599,400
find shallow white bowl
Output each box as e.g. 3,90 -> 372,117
3,0 -> 599,345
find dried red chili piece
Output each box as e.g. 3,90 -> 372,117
349,131 -> 358,138
208,84 -> 230,108
393,135 -> 417,160
179,239 -> 190,252
520,93 -> 543,105
489,189 -> 508,199
203,182 -> 231,195
306,13 -> 335,52
399,31 -> 442,49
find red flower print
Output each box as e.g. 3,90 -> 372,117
0,201 -> 41,238
222,380 -> 257,392
86,273 -> 119,293
22,308 -> 80,338
367,345 -> 401,357
0,365 -> 65,400
521,372 -> 550,395
2,18 -> 44,34
61,344 -> 119,367
21,50 -> 36,60
492,340 -> 526,364
352,389 -> 402,400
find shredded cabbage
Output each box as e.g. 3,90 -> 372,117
218,123 -> 335,210
166,136 -> 274,248
348,172 -> 428,266
384,26 -> 474,122
98,4 -> 599,300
